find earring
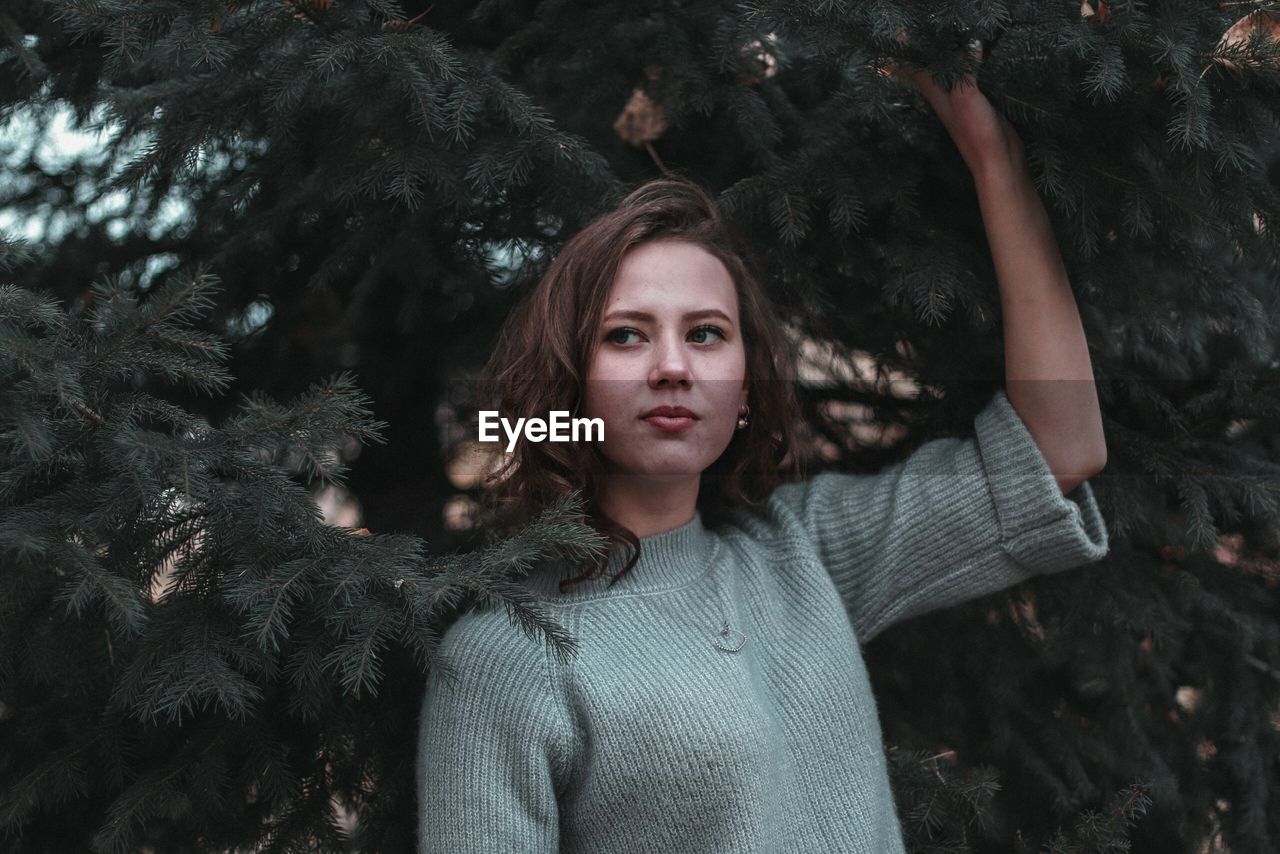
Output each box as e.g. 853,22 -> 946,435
737,403 -> 751,431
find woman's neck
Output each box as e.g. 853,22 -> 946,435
595,473 -> 700,538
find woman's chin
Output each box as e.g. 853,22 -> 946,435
607,461 -> 712,482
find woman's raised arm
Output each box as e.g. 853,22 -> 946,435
893,37 -> 1109,494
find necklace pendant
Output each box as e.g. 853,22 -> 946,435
713,621 -> 747,653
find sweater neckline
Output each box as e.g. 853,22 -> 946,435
522,512 -> 717,603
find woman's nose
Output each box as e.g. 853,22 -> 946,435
649,335 -> 691,388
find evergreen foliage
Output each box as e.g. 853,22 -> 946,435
1,0 -> 1279,850
0,241 -> 604,850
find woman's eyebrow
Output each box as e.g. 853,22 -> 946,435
601,308 -> 734,324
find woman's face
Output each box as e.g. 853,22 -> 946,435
582,238 -> 748,483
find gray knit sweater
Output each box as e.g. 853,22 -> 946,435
417,389 -> 1110,852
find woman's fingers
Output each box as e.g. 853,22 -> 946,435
871,25 -> 912,79
873,57 -> 914,81
873,29 -> 985,81
870,28 -> 1013,172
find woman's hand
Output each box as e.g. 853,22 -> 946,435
878,33 -> 1025,177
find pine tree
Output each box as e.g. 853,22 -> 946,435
2,0 -> 1279,850
0,238 -> 605,850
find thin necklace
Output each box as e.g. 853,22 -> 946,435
627,558 -> 747,653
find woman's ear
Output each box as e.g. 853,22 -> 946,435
738,384 -> 749,409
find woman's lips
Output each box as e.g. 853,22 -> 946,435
642,415 -> 697,433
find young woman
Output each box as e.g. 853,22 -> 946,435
417,43 -> 1111,853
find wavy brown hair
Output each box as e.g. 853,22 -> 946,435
476,176 -> 802,592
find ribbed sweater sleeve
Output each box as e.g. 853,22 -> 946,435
763,389 -> 1110,642
416,607 -> 575,853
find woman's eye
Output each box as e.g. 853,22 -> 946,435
605,327 -> 642,345
696,323 -> 727,343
